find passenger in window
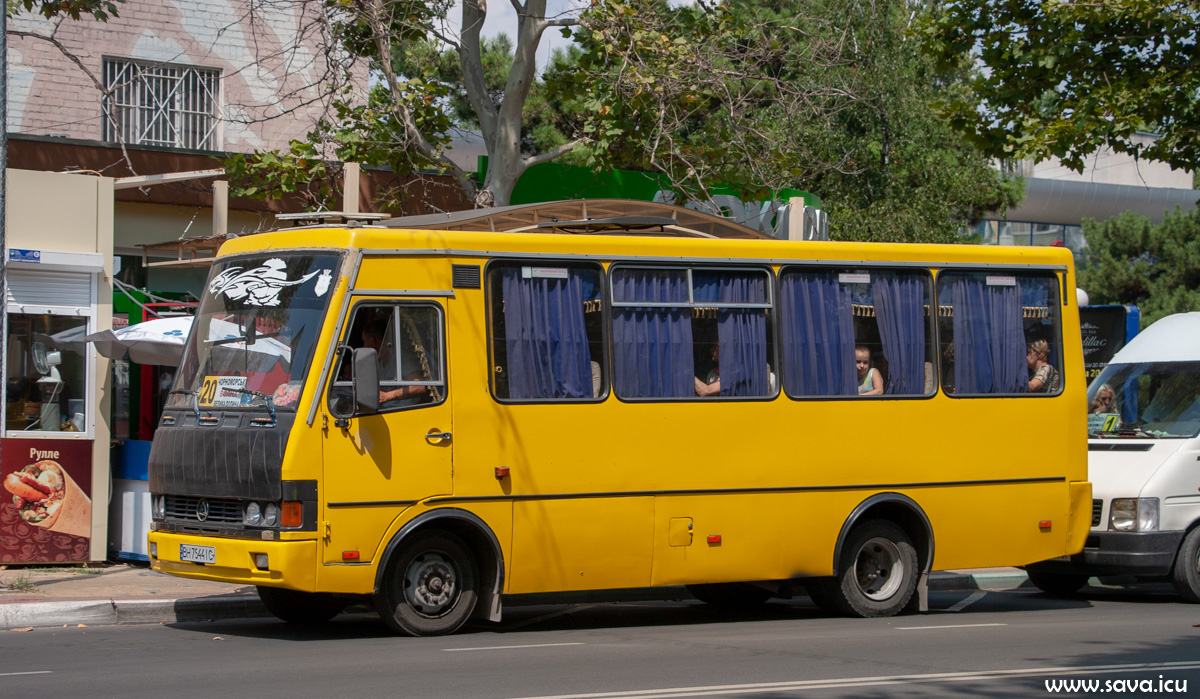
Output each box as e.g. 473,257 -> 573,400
695,344 -> 721,397
855,346 -> 884,395
1027,339 -> 1061,393
1090,384 -> 1115,413
361,321 -> 429,407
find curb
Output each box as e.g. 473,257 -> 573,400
0,594 -> 270,630
0,571 -> 1030,630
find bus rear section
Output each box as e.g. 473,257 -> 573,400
148,228 -> 1090,635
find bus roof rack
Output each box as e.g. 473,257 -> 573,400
275,211 -> 392,226
381,199 -> 771,239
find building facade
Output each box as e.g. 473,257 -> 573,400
8,0 -> 358,153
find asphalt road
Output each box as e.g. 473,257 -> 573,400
3,585 -> 1198,698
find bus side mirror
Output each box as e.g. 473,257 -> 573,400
353,347 -> 380,414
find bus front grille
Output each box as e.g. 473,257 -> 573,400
1092,499 -> 1103,527
164,495 -> 243,525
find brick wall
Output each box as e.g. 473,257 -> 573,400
7,0 -> 366,153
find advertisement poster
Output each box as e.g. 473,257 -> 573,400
1080,307 -> 1130,383
0,438 -> 93,562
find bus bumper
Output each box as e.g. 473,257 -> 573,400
1026,530 -> 1184,577
149,531 -> 317,592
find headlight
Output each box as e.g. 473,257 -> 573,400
1110,498 -> 1159,532
243,501 -> 262,526
152,495 -> 166,520
263,503 -> 279,527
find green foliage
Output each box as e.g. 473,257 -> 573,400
7,0 -> 121,20
922,0 -> 1200,173
1078,209 -> 1200,327
572,0 -> 1020,242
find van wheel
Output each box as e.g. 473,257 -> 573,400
687,583 -> 772,607
1171,528 -> 1200,603
256,586 -> 346,624
825,520 -> 919,618
376,531 -> 478,636
1027,570 -> 1089,596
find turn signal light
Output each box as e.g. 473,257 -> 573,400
281,501 -> 303,528
707,535 -> 722,545
342,550 -> 360,561
1039,520 -> 1052,530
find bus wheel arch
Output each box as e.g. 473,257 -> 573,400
374,509 -> 505,634
812,494 -> 933,618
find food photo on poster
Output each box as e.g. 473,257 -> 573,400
0,439 -> 93,563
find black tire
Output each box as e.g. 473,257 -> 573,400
1171,527 -> 1200,603
375,531 -> 478,636
687,582 -> 772,608
1027,570 -> 1089,596
256,586 -> 346,625
823,519 -> 919,618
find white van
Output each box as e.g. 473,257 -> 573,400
1026,312 -> 1200,601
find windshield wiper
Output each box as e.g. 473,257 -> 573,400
232,388 -> 276,427
169,389 -> 200,422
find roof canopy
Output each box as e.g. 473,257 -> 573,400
380,199 -> 772,239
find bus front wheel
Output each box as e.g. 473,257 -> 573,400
1171,527 -> 1200,603
376,531 -> 479,636
821,519 -> 919,618
256,586 -> 346,625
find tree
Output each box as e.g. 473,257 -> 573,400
230,0 -> 583,209
922,0 -> 1200,173
6,0 -> 122,21
1078,209 -> 1200,327
570,0 -> 1020,242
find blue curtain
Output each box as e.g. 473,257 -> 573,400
872,273 -> 926,394
612,269 -> 695,397
502,269 -> 592,399
695,271 -> 768,396
951,277 -> 1027,394
779,271 -> 857,396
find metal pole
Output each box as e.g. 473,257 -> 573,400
1,7 -> 8,471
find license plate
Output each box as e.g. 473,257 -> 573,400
180,544 -> 216,565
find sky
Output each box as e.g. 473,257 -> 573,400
443,0 -> 587,71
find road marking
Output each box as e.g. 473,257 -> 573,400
505,661 -> 1200,699
444,642 -> 586,652
940,589 -> 987,612
897,629 -> 1008,634
0,671 -> 52,678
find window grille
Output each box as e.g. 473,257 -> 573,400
101,59 -> 221,150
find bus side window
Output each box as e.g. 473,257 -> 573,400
610,266 -> 774,400
936,271 -> 1062,396
328,303 -> 446,415
778,267 -> 932,398
488,262 -> 606,401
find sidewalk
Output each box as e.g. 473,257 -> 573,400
0,563 -> 1031,631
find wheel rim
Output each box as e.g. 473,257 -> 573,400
403,551 -> 460,617
853,536 -> 904,601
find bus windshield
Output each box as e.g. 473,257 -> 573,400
167,253 -> 340,412
1087,361 -> 1200,439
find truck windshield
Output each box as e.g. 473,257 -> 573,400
167,253 -> 340,411
1087,361 -> 1200,439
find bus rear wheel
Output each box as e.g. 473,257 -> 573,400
1027,570 -> 1089,596
1171,527 -> 1200,603
376,531 -> 478,636
822,520 -> 919,618
687,583 -> 773,608
256,586 -> 346,625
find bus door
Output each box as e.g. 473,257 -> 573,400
320,300 -> 452,565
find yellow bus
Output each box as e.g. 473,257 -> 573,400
147,201 -> 1090,636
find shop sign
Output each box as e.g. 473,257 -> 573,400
1,438 -> 93,562
8,249 -> 41,263
1080,307 -> 1130,383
